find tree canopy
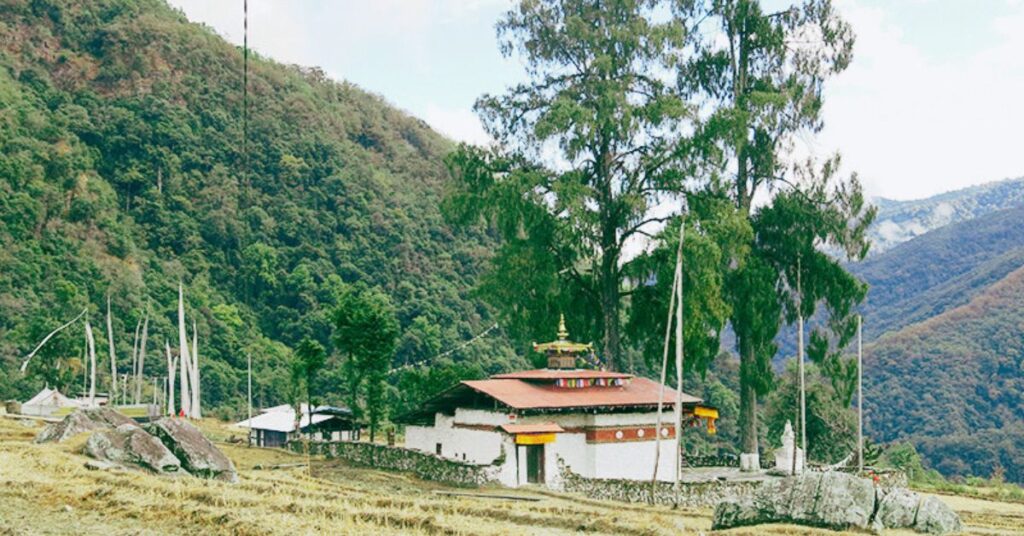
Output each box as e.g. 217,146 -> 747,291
445,0 -> 695,370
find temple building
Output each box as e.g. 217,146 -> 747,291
398,317 -> 719,487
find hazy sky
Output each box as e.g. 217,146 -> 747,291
168,0 -> 1024,201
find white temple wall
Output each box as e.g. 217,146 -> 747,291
454,408 -> 511,426
405,414 -> 505,465
591,438 -> 678,481
407,410 -> 683,487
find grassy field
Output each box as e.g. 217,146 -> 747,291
0,416 -> 1021,535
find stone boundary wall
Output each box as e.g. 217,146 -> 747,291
291,441 -> 502,487
558,462 -> 764,508
683,453 -> 773,469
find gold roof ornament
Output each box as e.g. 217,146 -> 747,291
533,314 -> 593,356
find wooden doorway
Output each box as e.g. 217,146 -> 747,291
526,444 -> 545,484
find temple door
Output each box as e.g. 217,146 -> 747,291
526,444 -> 545,484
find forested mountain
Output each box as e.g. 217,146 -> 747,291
766,195 -> 1024,483
0,0 -> 521,417
868,177 -> 1024,255
863,265 -> 1024,483
774,203 -> 1024,360
852,205 -> 1024,340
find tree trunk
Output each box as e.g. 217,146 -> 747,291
307,379 -> 313,442
599,247 -> 621,371
739,332 -> 760,464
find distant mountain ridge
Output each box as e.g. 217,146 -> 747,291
867,177 -> 1024,255
852,204 -> 1024,340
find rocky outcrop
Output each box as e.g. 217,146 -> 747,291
712,472 -> 962,535
84,423 -> 183,476
146,418 -> 238,483
35,407 -> 138,443
36,409 -> 238,484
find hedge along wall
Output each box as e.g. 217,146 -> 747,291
291,441 -> 503,487
557,461 -> 763,508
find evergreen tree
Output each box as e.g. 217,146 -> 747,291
292,338 -> 326,440
677,0 -> 874,462
445,0 -> 692,369
332,285 -> 399,441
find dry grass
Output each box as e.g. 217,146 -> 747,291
0,417 -> 1020,535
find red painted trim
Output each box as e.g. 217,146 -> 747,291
584,425 -> 675,443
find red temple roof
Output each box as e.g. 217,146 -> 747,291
461,377 -> 701,410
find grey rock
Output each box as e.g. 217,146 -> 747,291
146,418 -> 238,483
712,471 -> 962,535
877,487 -> 921,528
915,495 -> 963,535
84,423 -> 184,476
35,407 -> 138,443
712,472 -> 876,532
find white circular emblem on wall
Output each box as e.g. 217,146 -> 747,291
661,427 -> 669,437
637,429 -> 645,438
615,430 -> 624,440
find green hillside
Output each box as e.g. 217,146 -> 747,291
853,204 -> 1024,340
0,0 -> 521,416
864,265 -> 1024,483
774,203 -> 1024,361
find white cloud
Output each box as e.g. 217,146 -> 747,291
422,104 -> 491,146
168,0 -> 1024,202
811,0 -> 1024,200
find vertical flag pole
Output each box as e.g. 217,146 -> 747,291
857,314 -> 864,474
793,256 -> 805,475
247,353 -> 253,447
673,223 -> 685,507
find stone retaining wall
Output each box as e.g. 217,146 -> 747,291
292,441 -> 503,487
558,461 -> 764,508
683,453 -> 774,469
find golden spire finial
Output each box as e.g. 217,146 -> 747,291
557,313 -> 568,340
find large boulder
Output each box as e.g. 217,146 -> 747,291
146,418 -> 238,483
712,472 -> 875,532
876,487 -> 921,529
712,472 -> 962,535
915,496 -> 963,535
84,423 -> 184,476
876,488 -> 963,534
35,407 -> 138,443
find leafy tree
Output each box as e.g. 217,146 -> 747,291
393,358 -> 486,419
677,0 -> 874,460
333,285 -> 399,441
292,338 -> 326,439
764,360 -> 855,464
625,212 -> 734,377
445,0 -> 692,369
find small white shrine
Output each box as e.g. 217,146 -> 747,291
774,420 -> 805,473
